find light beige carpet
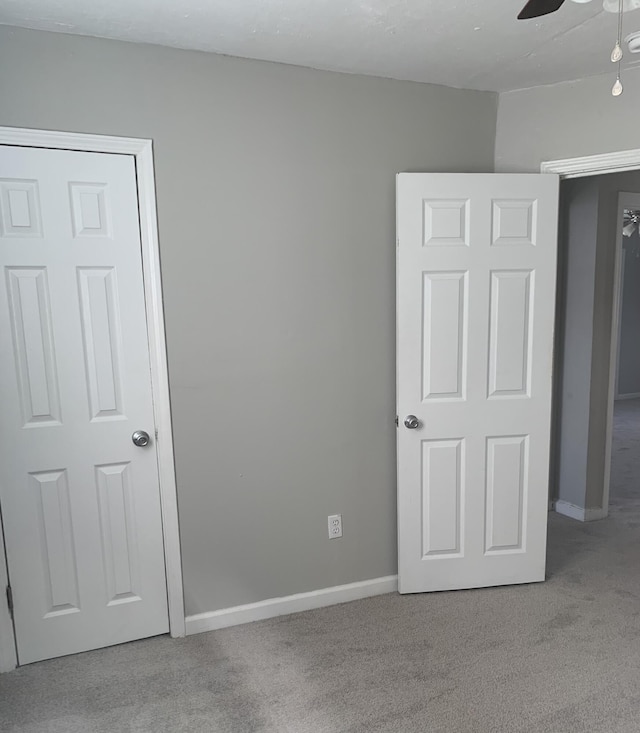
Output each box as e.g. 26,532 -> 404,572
2,402 -> 640,732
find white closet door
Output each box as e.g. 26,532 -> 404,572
0,145 -> 168,664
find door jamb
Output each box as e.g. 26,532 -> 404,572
602,192 -> 640,516
542,148 -> 640,521
0,126 -> 185,672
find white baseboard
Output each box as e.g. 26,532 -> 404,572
584,506 -> 609,521
553,500 -> 608,522
185,575 -> 398,636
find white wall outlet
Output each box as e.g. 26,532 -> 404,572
328,514 -> 342,539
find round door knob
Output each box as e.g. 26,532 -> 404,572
132,430 -> 151,447
404,415 -> 420,430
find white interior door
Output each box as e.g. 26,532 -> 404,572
0,145 -> 169,664
397,173 -> 559,593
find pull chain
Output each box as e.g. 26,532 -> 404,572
612,0 -> 624,95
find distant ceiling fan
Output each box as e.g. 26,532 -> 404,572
623,210 -> 640,238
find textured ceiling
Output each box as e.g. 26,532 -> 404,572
2,0 -> 640,92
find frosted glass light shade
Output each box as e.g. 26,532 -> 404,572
602,0 -> 640,12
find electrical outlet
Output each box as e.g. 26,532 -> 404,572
328,514 -> 342,539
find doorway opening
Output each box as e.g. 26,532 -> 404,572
550,172 -> 640,525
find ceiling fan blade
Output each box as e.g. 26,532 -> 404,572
518,0 -> 566,19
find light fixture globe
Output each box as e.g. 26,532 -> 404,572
626,30 -> 640,51
603,0 -> 640,12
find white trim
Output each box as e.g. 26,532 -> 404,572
585,507 -> 609,521
553,500 -> 584,521
615,392 -> 640,401
541,148 -> 640,179
134,141 -> 186,640
0,127 -> 149,155
0,126 -> 185,672
185,575 -> 398,635
0,512 -> 17,673
553,500 -> 608,522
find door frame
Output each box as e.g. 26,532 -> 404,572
542,148 -> 640,520
541,148 -> 640,179
0,126 -> 185,672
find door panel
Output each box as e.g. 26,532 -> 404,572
397,173 -> 559,594
77,266 -> 125,420
0,146 -> 168,664
421,438 -> 464,558
422,271 -> 467,401
488,270 -> 533,397
6,266 -> 62,426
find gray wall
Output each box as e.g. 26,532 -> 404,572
495,68 -> 640,173
495,74 -> 640,515
0,26 -> 497,615
553,178 -> 599,510
617,233 -> 640,397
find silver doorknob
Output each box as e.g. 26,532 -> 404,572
404,415 -> 420,430
132,430 -> 151,447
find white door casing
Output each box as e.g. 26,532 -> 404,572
397,173 -> 559,593
0,145 -> 170,664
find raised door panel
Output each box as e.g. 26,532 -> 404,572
491,199 -> 536,247
30,469 -> 80,617
96,463 -> 141,606
421,439 -> 464,558
77,267 -> 125,421
0,179 -> 42,237
5,267 -> 61,427
423,199 -> 469,247
488,270 -> 533,399
484,436 -> 528,554
69,183 -> 111,238
422,272 -> 468,401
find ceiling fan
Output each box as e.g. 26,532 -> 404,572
517,0 -> 631,94
517,0 -> 640,19
517,0 -> 567,20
